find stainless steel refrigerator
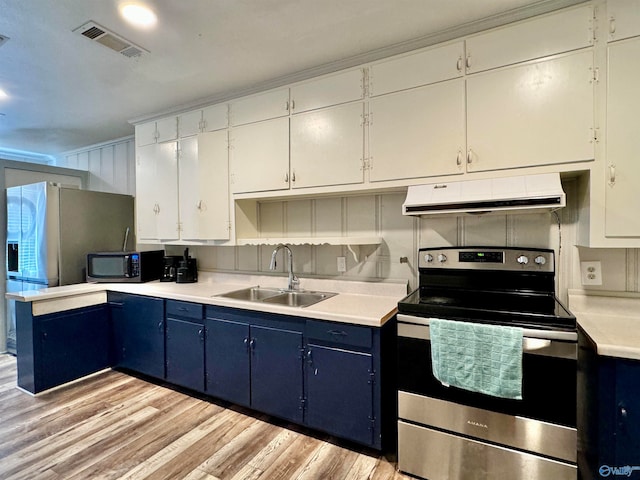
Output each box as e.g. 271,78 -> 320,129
5,182 -> 135,354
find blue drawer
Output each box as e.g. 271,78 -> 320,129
305,319 -> 372,349
166,300 -> 203,322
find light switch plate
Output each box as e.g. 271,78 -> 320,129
581,261 -> 602,286
337,256 -> 347,272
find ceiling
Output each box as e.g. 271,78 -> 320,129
0,0 -> 582,158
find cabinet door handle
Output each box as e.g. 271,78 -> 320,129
198,328 -> 204,342
284,172 -> 289,183
456,56 -> 463,72
465,54 -> 472,69
456,150 -> 463,166
291,99 -> 295,111
249,338 -> 256,351
467,149 -> 473,164
243,338 -> 249,351
292,170 -> 296,183
328,329 -> 347,337
608,164 -> 616,186
609,17 -> 616,35
157,321 -> 163,333
285,100 -> 290,111
305,349 -> 313,365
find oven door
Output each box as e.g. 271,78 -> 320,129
397,314 -> 577,466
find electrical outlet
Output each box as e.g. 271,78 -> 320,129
337,256 -> 347,272
581,261 -> 602,286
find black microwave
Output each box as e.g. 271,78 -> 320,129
86,250 -> 164,283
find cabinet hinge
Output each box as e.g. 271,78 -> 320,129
227,221 -> 232,232
591,67 -> 600,84
368,369 -> 376,385
368,415 -> 376,431
593,128 -> 600,143
360,113 -> 370,127
362,67 -> 370,98
360,158 -> 372,172
299,396 -> 307,411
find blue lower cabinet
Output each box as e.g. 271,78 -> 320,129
205,318 -> 251,406
166,318 -> 205,392
16,302 -> 109,394
205,308 -> 304,424
109,292 -> 165,379
251,325 -> 303,423
305,344 -> 374,446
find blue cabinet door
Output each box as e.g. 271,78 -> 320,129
614,361 -> 640,467
166,318 -> 205,392
109,293 -> 165,379
251,325 -> 303,423
38,305 -> 110,392
305,344 -> 374,446
205,318 -> 251,406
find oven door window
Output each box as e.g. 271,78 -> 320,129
397,335 -> 576,428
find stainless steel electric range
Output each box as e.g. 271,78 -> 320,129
397,246 -> 577,480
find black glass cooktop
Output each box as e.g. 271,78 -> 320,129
398,288 -> 576,331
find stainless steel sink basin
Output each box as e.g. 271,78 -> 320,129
217,286 -> 283,302
262,290 -> 337,308
216,286 -> 336,308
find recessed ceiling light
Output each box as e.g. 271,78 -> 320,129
119,3 -> 157,28
0,89 -> 8,100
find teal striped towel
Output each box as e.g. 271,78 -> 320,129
430,318 -> 523,400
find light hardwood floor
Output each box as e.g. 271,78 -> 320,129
0,354 -> 409,480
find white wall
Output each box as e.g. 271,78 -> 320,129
64,139 -> 637,302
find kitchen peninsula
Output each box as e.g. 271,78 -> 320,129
8,273 -> 406,451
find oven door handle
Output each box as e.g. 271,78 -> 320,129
398,321 -> 576,360
522,338 -> 551,352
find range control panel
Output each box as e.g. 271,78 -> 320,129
418,247 -> 554,273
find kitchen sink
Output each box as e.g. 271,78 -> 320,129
262,290 -> 337,308
216,287 -> 336,308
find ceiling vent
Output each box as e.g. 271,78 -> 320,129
72,21 -> 148,58
0,35 -> 9,48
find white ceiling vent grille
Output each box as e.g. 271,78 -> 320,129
72,21 -> 148,58
0,35 -> 9,48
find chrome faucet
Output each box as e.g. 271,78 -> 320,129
269,244 -> 299,291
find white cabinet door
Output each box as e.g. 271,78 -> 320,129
369,78 -> 465,182
179,133 -> 230,240
608,0 -> 640,42
230,117 -> 289,193
369,41 -> 464,96
135,122 -> 157,147
466,50 -> 594,172
156,116 -> 178,143
605,37 -> 640,237
230,88 -> 290,126
135,144 -> 159,239
135,142 -> 179,241
179,110 -> 203,138
202,103 -> 228,132
290,69 -> 364,113
466,4 -> 593,73
290,102 -> 364,189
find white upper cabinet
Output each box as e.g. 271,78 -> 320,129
289,69 -> 364,114
607,0 -> 640,42
135,117 -> 178,147
290,102 -> 365,189
229,117 -> 290,193
369,78 -> 465,182
135,142 -> 180,241
605,37 -> 640,237
465,5 -> 593,73
369,41 -> 464,96
179,104 -> 228,138
229,88 -> 290,126
466,50 -> 594,172
179,133 -> 230,240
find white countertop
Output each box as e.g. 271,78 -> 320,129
6,272 -> 408,328
569,290 -> 640,360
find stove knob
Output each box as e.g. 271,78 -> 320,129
534,255 -> 547,266
516,255 -> 529,265
424,254 -> 434,263
437,254 -> 447,263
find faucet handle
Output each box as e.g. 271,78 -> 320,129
291,275 -> 300,290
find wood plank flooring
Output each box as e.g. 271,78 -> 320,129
0,354 -> 409,480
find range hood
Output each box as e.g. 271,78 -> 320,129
402,173 -> 566,217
